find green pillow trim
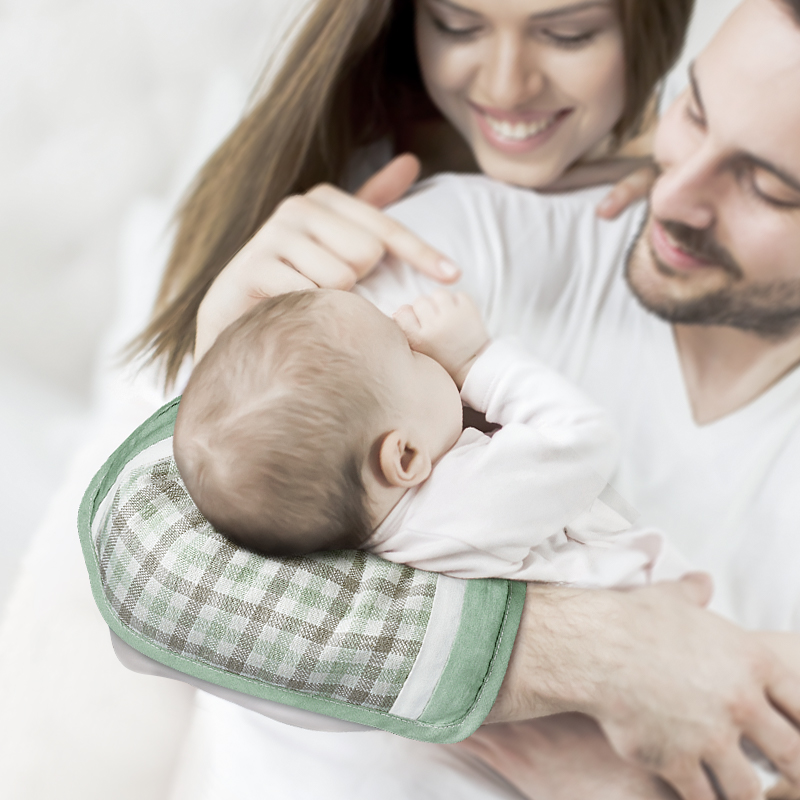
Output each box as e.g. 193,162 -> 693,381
78,398 -> 525,743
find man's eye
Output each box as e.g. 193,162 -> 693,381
750,167 -> 800,208
684,97 -> 705,127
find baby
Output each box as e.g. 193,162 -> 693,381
174,288 -> 683,587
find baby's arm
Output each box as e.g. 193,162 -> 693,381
384,290 -> 685,587
394,290 -> 616,474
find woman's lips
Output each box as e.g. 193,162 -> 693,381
650,220 -> 716,273
469,102 -> 573,154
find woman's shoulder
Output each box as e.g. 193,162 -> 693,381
387,172 -> 645,255
396,172 -> 629,220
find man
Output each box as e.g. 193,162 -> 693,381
160,1 -> 800,798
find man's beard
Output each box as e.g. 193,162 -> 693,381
625,213 -> 800,339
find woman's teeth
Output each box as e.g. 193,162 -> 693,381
485,114 -> 557,142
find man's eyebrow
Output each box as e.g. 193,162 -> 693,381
430,0 -> 610,21
688,62 -> 707,119
688,63 -> 800,196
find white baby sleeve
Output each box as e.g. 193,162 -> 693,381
370,342 -> 621,572
461,338 -> 620,480
369,340 -> 683,586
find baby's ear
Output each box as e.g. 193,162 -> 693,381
378,431 -> 432,489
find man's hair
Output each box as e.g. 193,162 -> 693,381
174,291 -> 381,557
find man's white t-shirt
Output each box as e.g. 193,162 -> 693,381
173,175 -> 800,799
361,173 -> 800,631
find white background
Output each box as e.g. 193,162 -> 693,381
0,0 -> 303,612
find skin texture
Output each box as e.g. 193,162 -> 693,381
414,0 -> 626,189
456,713 -> 680,799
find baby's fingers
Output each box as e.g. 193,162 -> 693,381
393,304 -> 424,348
596,163 -> 658,220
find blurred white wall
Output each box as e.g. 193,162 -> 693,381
0,0 -> 301,393
0,0 -> 303,611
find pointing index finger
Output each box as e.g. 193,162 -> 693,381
310,184 -> 461,283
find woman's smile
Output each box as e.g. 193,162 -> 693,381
469,100 -> 573,152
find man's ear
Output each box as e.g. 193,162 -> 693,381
378,431 -> 432,489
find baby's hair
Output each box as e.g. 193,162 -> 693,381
174,291 -> 381,556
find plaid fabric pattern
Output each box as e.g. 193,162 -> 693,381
95,454 -> 438,711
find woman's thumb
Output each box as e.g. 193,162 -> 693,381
356,153 -> 421,208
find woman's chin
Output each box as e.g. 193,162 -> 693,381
473,153 -> 567,191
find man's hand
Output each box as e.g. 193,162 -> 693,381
393,290 -> 489,388
457,714 -> 679,799
488,575 -> 800,800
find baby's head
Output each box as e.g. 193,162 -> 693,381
174,289 -> 462,556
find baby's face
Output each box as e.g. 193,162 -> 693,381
323,291 -> 463,460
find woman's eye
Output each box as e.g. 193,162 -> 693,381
540,28 -> 598,48
431,16 -> 482,39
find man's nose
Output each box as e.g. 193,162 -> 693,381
650,148 -> 719,231
480,35 -> 545,108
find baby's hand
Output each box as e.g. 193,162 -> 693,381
394,290 -> 489,388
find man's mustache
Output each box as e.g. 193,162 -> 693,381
657,219 -> 743,279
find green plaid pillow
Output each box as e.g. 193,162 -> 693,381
79,398 -> 525,742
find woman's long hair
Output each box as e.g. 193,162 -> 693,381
136,0 -> 693,387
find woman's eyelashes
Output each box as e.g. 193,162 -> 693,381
429,16 -> 601,49
430,15 -> 482,39
539,28 -> 599,48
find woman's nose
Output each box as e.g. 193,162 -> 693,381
479,35 -> 544,109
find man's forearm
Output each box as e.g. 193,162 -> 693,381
486,583 -> 604,724
488,578 -> 800,800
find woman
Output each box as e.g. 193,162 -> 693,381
135,0 -> 692,382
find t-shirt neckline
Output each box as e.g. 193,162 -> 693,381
660,320 -> 800,434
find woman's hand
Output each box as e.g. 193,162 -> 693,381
546,124 -> 658,219
767,780 -> 800,799
595,122 -> 659,219
544,155 -> 657,219
457,714 -> 679,800
194,154 -> 460,362
596,161 -> 659,219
